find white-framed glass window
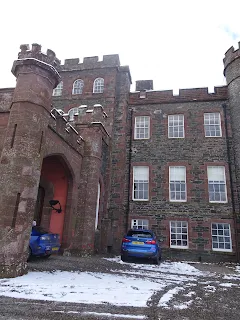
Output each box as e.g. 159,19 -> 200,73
134,116 -> 150,139
207,166 -> 227,203
68,107 -> 79,121
93,78 -> 104,93
204,113 -> 222,137
72,79 -> 84,95
168,114 -> 184,138
53,81 -> 63,96
170,221 -> 188,248
212,223 -> 232,252
131,219 -> 149,230
169,166 -> 187,202
133,166 -> 149,201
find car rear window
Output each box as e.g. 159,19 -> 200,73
127,230 -> 153,238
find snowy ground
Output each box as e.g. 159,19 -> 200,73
0,256 -> 240,319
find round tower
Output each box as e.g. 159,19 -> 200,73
0,44 -> 61,278
224,43 -> 240,260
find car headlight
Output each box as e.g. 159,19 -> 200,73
40,236 -> 51,241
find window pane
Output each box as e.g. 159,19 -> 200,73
208,167 -> 227,203
134,116 -> 150,139
133,167 -> 149,200
168,114 -> 185,138
211,223 -> 232,251
204,113 -> 221,137
170,221 -> 188,248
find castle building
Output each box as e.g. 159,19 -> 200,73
0,43 -> 240,277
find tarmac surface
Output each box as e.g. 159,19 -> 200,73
0,255 -> 239,320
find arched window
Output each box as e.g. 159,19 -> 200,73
53,81 -> 63,96
68,107 -> 79,121
95,182 -> 101,230
93,78 -> 104,93
72,79 -> 84,95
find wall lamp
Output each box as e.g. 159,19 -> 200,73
49,200 -> 62,213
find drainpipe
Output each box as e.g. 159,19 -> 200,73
125,108 -> 133,233
222,103 -> 239,262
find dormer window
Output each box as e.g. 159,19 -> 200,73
93,78 -> 104,93
53,81 -> 63,96
72,79 -> 84,95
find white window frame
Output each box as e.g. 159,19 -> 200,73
93,78 -> 104,93
204,113 -> 222,137
72,79 -> 84,95
53,81 -> 63,96
131,219 -> 149,230
211,223 -> 232,252
133,166 -> 149,201
134,116 -> 150,139
170,221 -> 188,249
207,166 -> 227,203
168,114 -> 185,138
169,166 -> 187,202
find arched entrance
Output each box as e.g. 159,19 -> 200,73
34,155 -> 73,244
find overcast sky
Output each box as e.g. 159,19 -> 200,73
1,0 -> 240,92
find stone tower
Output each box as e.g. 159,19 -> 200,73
0,44 -> 61,278
224,43 -> 240,260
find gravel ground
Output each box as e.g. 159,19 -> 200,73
0,255 -> 239,320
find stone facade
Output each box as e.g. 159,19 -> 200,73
1,42 -> 240,277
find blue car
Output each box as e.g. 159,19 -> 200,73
121,229 -> 161,264
28,226 -> 60,260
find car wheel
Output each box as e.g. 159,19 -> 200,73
27,247 -> 32,262
153,255 -> 160,265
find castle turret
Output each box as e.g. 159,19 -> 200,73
224,43 -> 240,259
0,44 -> 61,278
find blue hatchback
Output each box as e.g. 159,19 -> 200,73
121,229 -> 161,264
28,226 -> 60,260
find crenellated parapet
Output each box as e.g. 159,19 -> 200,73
12,44 -> 61,89
130,86 -> 228,104
17,43 -> 61,69
61,54 -> 120,71
49,108 -> 84,154
223,43 -> 240,74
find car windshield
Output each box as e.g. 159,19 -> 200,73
127,230 -> 153,238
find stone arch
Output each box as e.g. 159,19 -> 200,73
39,153 -> 76,250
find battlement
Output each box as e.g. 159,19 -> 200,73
223,42 -> 240,73
61,54 -> 120,71
49,108 -> 84,154
130,86 -> 228,105
17,43 -> 61,69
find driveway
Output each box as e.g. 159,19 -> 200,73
0,255 -> 239,319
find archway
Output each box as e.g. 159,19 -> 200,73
34,155 -> 73,244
